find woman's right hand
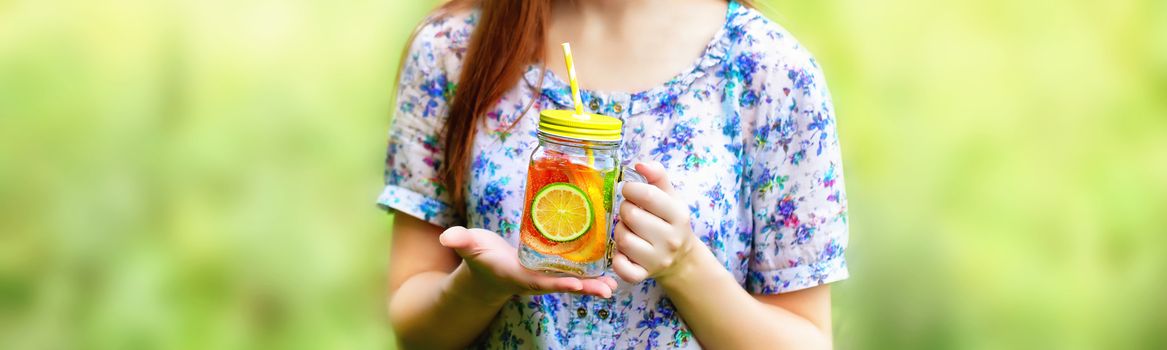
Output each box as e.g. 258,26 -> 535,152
438,226 -> 618,300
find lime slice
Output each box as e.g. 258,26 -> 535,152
530,182 -> 594,242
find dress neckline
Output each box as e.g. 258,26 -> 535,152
523,1 -> 745,116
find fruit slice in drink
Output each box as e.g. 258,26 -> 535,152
520,157 -> 610,264
560,163 -> 608,263
521,157 -> 587,255
530,183 -> 593,242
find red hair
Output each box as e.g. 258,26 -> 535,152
439,0 -> 549,221
400,0 -> 750,221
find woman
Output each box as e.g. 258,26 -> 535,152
380,0 -> 849,348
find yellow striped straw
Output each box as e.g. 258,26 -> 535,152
561,43 -> 586,117
561,42 -> 594,166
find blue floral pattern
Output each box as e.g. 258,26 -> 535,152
379,2 -> 849,348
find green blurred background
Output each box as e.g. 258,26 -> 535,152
1,0 -> 1164,348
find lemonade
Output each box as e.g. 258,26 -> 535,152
518,142 -> 619,277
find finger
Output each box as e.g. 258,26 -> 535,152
612,252 -> 650,284
578,279 -> 614,298
634,162 -> 674,193
614,220 -> 658,267
438,226 -> 478,256
599,276 -> 619,291
528,276 -> 584,293
621,182 -> 685,224
618,201 -> 676,245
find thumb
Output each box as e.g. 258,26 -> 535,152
438,227 -> 478,255
634,161 -> 674,193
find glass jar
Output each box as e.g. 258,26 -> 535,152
517,110 -> 623,277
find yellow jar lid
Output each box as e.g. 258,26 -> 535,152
538,110 -> 622,142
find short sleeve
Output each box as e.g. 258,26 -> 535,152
377,19 -> 459,228
745,50 -> 849,294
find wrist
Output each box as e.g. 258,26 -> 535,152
656,239 -> 718,291
443,263 -> 514,307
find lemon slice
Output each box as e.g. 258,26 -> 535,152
530,182 -> 594,242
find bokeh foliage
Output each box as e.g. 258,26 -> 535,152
1,0 -> 1164,349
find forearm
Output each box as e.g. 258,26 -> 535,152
659,248 -> 831,349
388,263 -> 510,350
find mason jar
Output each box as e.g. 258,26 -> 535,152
517,110 -> 622,277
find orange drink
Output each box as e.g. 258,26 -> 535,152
517,125 -> 620,277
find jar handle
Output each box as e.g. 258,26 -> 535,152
607,163 -> 649,289
619,164 -> 648,185
613,164 -> 648,216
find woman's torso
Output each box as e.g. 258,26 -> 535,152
385,2 -> 849,348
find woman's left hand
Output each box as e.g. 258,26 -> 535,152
612,162 -> 703,284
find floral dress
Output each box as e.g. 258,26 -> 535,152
378,2 -> 849,349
